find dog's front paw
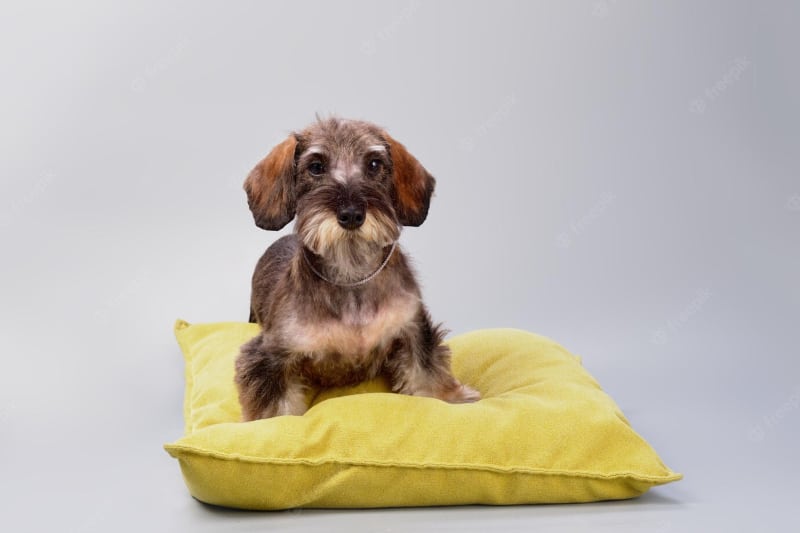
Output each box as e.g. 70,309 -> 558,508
441,384 -> 481,404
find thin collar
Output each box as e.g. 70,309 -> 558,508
302,241 -> 397,288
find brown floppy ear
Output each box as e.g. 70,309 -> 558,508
243,135 -> 298,230
383,132 -> 436,226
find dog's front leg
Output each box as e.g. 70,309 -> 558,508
385,312 -> 481,404
235,334 -> 308,421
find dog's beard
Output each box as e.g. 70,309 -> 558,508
297,208 -> 400,282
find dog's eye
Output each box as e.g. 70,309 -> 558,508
308,161 -> 325,176
366,159 -> 383,176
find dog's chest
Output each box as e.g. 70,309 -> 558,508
285,291 -> 419,358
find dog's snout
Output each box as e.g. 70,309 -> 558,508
336,204 -> 366,230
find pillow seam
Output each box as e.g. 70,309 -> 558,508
163,444 -> 681,482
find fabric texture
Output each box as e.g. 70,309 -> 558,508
164,319 -> 681,510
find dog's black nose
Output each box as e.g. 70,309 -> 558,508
337,205 -> 366,230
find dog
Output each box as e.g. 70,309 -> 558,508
234,117 -> 480,421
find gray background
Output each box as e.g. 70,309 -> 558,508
1,1 -> 798,531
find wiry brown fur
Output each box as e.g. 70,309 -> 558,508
235,117 -> 480,421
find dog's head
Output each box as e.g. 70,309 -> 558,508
243,117 -> 435,256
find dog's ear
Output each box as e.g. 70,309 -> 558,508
383,132 -> 436,226
243,135 -> 298,230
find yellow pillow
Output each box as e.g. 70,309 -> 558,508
164,320 -> 681,509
